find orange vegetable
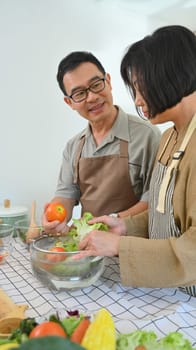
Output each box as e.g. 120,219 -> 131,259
71,318 -> 91,344
45,203 -> 67,222
29,321 -> 66,338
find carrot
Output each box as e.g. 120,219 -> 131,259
71,318 -> 91,344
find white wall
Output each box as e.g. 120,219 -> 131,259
1,0 -> 196,221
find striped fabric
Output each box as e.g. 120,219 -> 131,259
148,161 -> 196,297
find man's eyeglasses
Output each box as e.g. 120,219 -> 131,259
66,77 -> 106,103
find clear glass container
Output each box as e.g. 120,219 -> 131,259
30,236 -> 105,290
0,224 -> 14,264
14,219 -> 44,247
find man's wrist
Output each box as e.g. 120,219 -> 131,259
109,213 -> 119,218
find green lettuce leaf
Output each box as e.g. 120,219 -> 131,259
54,212 -> 108,252
116,330 -> 196,350
61,315 -> 84,336
68,212 -> 108,244
159,332 -> 195,350
116,330 -> 159,350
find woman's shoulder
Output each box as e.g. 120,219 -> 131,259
160,126 -> 174,143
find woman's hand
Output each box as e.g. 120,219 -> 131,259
76,230 -> 121,258
72,215 -> 126,258
88,215 -> 127,236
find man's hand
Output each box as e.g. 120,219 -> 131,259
42,203 -> 69,234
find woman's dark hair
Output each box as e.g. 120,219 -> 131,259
57,51 -> 105,95
120,25 -> 196,118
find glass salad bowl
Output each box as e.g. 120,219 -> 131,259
30,236 -> 105,290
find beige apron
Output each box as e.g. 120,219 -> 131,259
73,136 -> 138,216
149,114 -> 196,296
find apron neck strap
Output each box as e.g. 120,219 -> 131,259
119,139 -> 128,157
73,136 -> 85,184
157,113 -> 196,213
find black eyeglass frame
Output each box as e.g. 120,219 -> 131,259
66,76 -> 106,103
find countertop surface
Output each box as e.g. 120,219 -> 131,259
0,241 -> 196,345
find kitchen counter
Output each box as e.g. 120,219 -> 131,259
0,242 -> 196,345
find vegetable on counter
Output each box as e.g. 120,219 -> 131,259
116,330 -> 158,350
29,321 -> 66,338
70,318 -> 91,344
0,308 -> 195,350
49,310 -> 87,338
159,331 -> 196,349
0,311 -> 86,349
0,343 -> 18,350
8,318 -> 38,344
11,336 -> 84,350
81,308 -> 116,350
116,330 -> 196,350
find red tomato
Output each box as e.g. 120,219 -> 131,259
29,321 -> 66,338
46,246 -> 66,262
45,203 -> 67,222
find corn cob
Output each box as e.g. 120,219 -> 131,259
81,308 -> 116,350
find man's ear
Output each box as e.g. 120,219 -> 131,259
64,96 -> 72,107
105,73 -> 112,89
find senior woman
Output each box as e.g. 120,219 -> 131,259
76,25 -> 196,297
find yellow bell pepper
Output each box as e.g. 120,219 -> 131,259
0,343 -> 18,350
81,308 -> 116,350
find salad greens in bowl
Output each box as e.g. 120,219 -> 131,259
30,212 -> 108,290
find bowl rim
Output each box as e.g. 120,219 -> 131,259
31,235 -> 81,255
31,236 -> 104,262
